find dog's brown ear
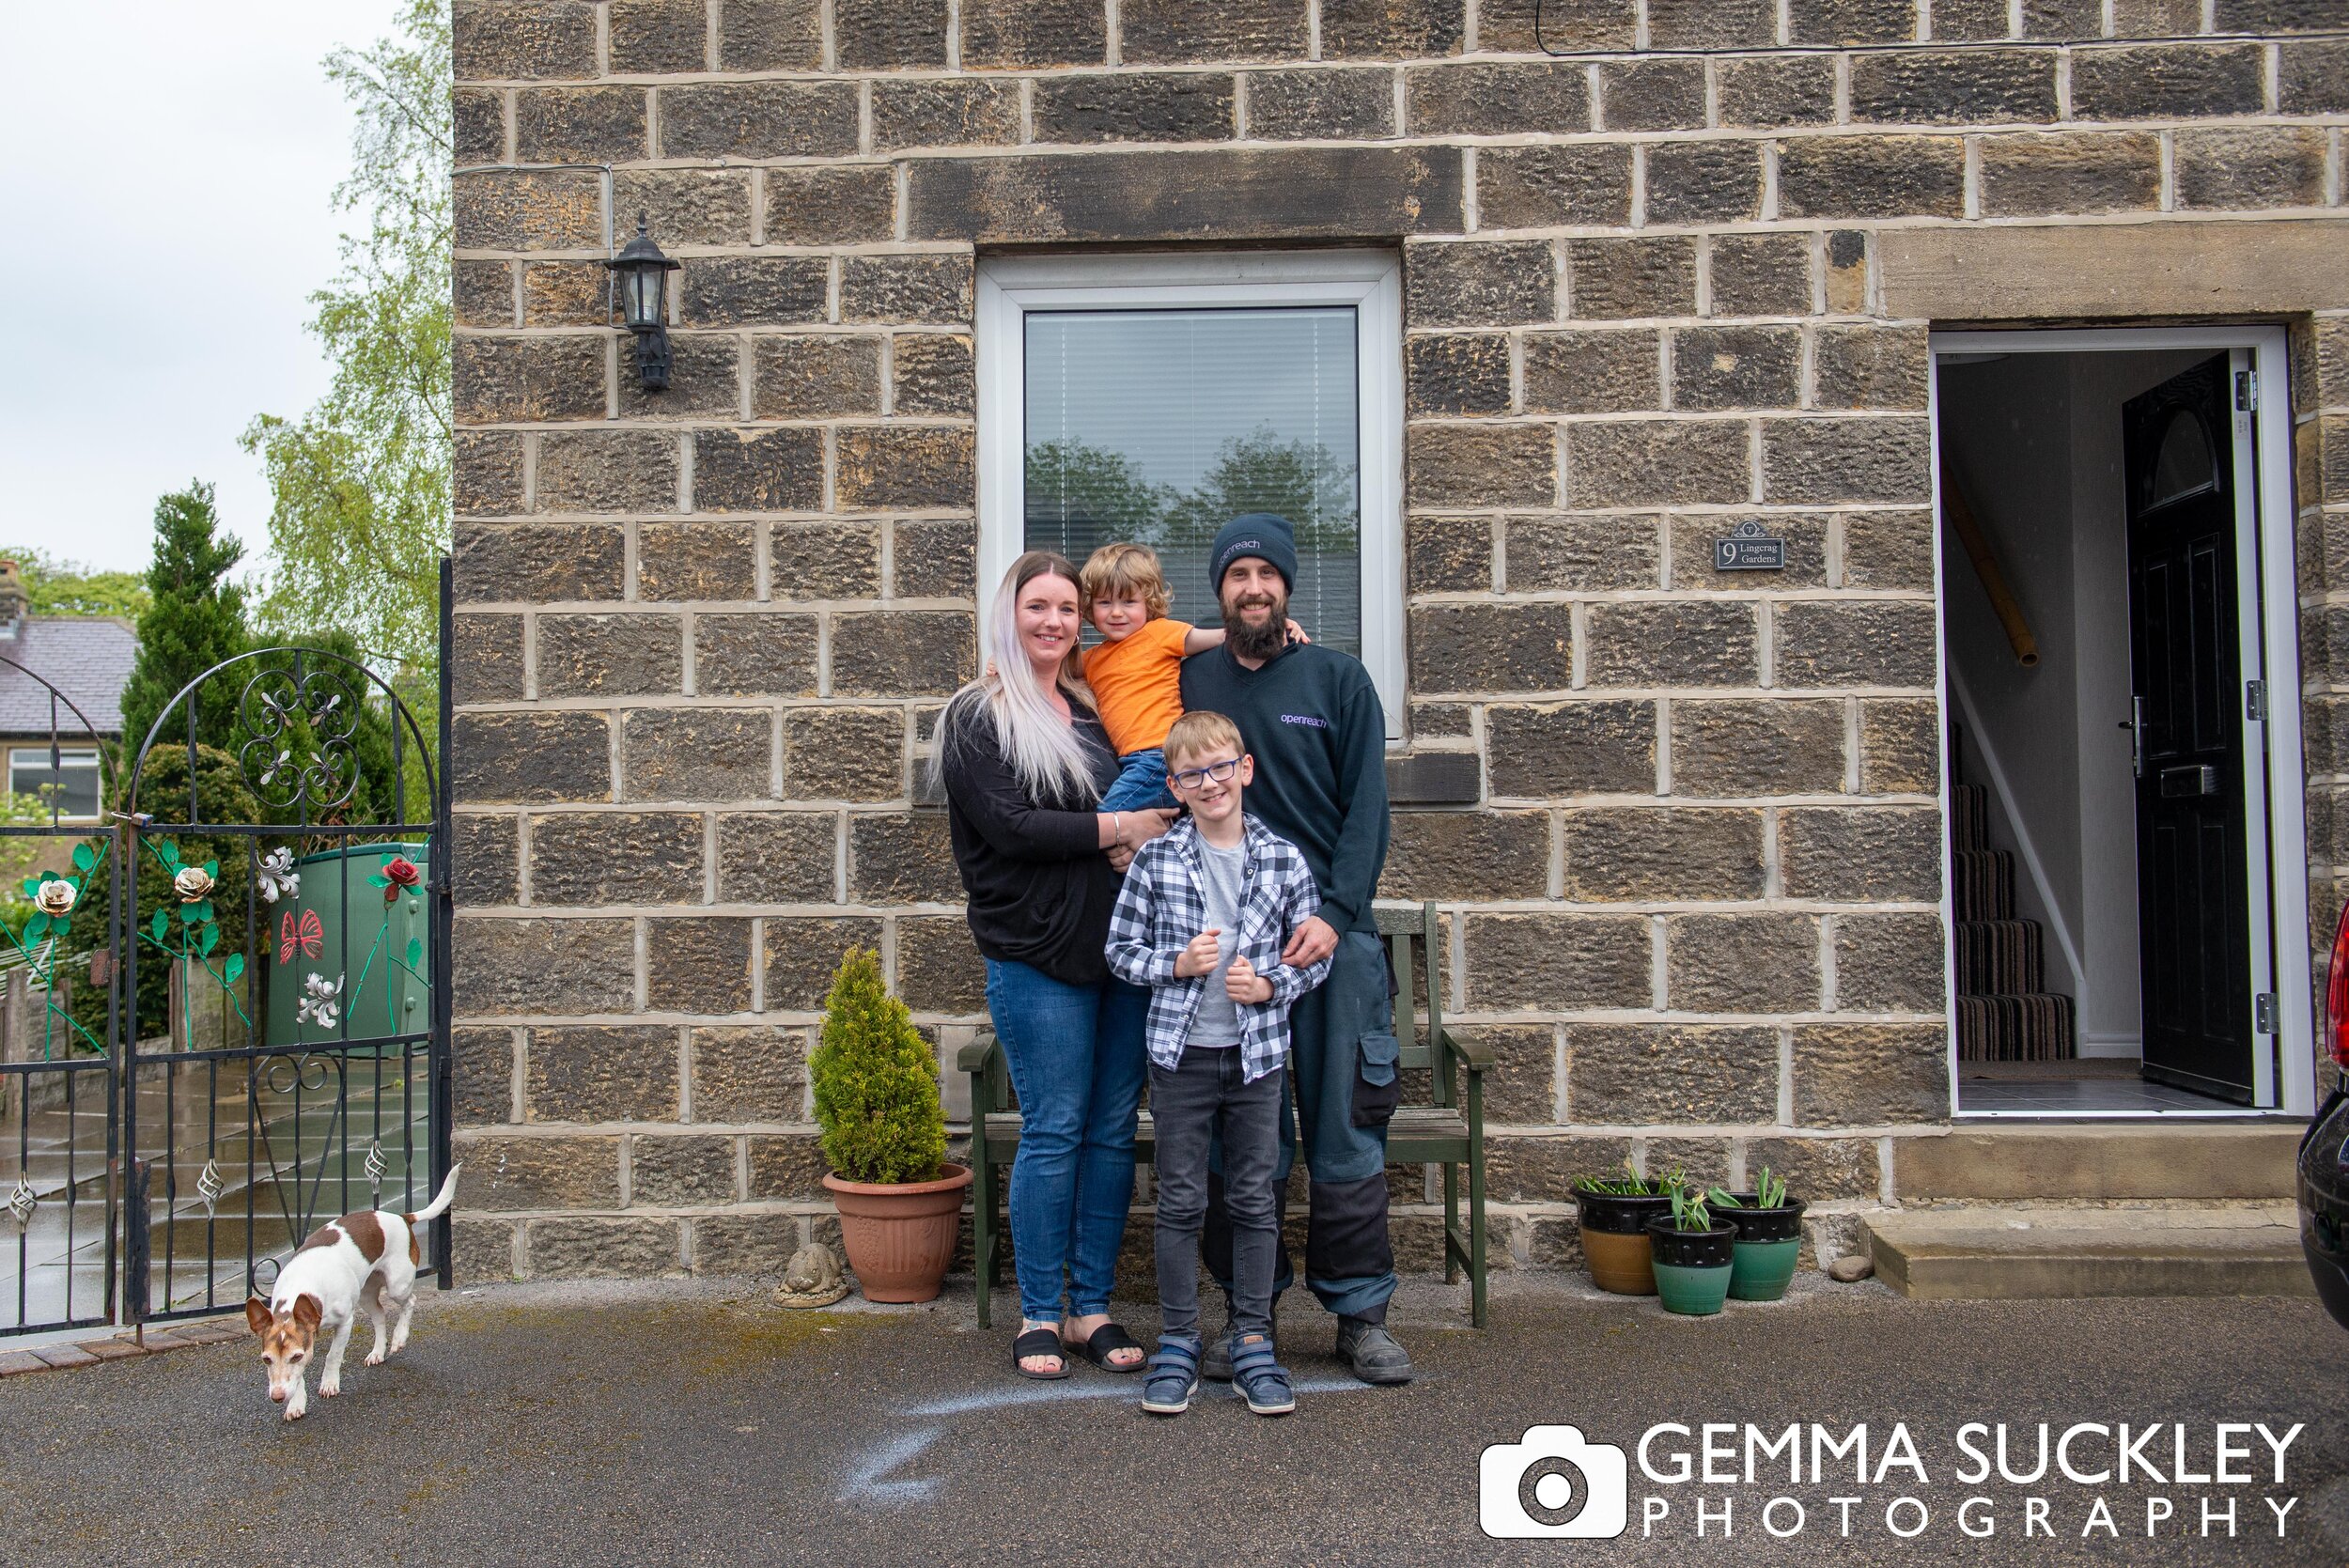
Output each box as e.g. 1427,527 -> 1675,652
290,1293 -> 322,1331
245,1296 -> 273,1336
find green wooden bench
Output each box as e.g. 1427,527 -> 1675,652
957,901 -> 1489,1331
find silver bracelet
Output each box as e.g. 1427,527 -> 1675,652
1112,811 -> 1122,847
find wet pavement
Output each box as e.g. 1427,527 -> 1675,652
4,1272 -> 2347,1566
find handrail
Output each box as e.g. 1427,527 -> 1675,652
1942,475 -> 2040,668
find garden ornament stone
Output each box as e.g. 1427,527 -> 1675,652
774,1242 -> 849,1308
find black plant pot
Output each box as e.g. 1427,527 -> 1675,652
1719,1199 -> 1807,1244
1647,1219 -> 1737,1269
1574,1189 -> 1672,1234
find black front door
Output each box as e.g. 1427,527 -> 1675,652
2123,352 -> 2260,1103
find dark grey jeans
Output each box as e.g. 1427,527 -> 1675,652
1150,1048 -> 1285,1341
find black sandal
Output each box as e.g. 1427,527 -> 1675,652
1064,1321 -> 1145,1374
1012,1327 -> 1070,1380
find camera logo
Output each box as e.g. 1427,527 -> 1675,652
1479,1425 -> 1630,1539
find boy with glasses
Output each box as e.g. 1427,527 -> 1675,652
1104,710 -> 1330,1417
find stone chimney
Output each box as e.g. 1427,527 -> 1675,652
0,560 -> 25,638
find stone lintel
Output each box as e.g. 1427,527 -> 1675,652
1880,218 -> 2349,321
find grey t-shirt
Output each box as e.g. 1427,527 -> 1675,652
1187,839 -> 1246,1048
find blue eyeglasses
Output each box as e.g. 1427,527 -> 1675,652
1169,758 -> 1242,791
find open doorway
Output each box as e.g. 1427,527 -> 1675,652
1931,328 -> 2310,1118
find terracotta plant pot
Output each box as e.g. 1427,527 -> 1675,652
823,1163 -> 973,1303
1574,1189 -> 1673,1296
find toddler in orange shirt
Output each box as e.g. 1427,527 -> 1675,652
1080,542 -> 1301,814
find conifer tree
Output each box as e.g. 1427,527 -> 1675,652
117,483 -> 249,765
811,949 -> 946,1185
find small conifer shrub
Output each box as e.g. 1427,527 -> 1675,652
810,948 -> 946,1185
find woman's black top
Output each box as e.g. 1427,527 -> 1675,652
939,692 -> 1121,986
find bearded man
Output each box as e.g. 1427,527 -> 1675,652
1176,512 -> 1410,1387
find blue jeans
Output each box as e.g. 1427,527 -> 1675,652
985,958 -> 1149,1323
1098,748 -> 1176,813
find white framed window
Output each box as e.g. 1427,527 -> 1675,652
8,744 -> 101,820
976,251 -> 1406,737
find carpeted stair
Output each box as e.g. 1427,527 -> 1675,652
1950,780 -> 2077,1061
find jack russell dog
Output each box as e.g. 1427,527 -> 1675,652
245,1165 -> 461,1420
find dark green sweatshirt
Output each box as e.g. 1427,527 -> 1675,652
1178,641 -> 1388,936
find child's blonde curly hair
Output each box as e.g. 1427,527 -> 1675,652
1079,542 -> 1172,619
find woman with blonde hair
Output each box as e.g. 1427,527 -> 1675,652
937,551 -> 1174,1378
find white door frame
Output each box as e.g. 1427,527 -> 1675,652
974,250 -> 1408,736
1930,325 -> 2314,1119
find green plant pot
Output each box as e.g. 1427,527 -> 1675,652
1652,1260 -> 1734,1315
1729,1237 -> 1802,1301
1647,1219 -> 1736,1316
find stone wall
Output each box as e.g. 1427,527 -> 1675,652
449,0 -> 2349,1280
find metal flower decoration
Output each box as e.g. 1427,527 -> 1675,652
33,878 -> 75,917
257,847 -> 301,904
173,864 -> 216,903
369,854 -> 422,904
297,971 -> 344,1031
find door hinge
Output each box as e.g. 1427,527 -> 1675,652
2247,678 -> 2266,721
2235,369 -> 2257,413
2255,993 -> 2279,1033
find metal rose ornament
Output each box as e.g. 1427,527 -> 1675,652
173,865 -> 216,903
379,855 -> 421,903
33,878 -> 75,917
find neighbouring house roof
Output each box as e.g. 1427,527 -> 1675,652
0,617 -> 139,741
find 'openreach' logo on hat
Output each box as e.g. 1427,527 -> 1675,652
1216,538 -> 1264,575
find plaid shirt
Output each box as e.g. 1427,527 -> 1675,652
1104,814 -> 1332,1082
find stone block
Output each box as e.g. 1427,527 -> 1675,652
764,917 -> 885,1010
763,166 -> 897,246
451,712 -> 611,804
1520,330 -> 1660,415
830,612 -> 976,695
453,334 -> 604,425
1666,514 -> 1828,589
455,170 -> 602,250
752,337 -> 881,421
1978,132 -> 2163,217
537,431 -> 679,515
622,709 -> 773,802
659,82 -> 860,160
692,428 -> 823,514
874,78 -> 1022,150
677,257 -> 830,328
1479,0 -> 1633,49
1486,701 -> 1656,798
1859,699 -> 1939,795
646,917 -> 755,1013
905,147 -> 1463,243
960,0 -> 1108,67
536,614 -> 681,698
1642,142 -> 1764,225
609,0 -> 707,70
1814,327 -> 1930,411
2069,44 -> 2266,120
455,257 -> 513,326
453,814 -> 521,907
1780,806 -> 1943,901
2278,39 -> 2349,113
453,1027 -> 518,1126
464,1134 -> 620,1209
695,613 -> 820,698
1504,512 -> 1659,591
1566,1023 -> 1779,1123
691,1025 -> 810,1123
1474,146 -> 1632,230
892,334 -> 974,417
451,613 -> 525,705
527,1218 -> 683,1278
630,1135 -> 739,1206
1787,0 -> 1916,40
1642,1138 -> 1734,1188
896,915 -> 988,1013
2175,128 -> 2329,210
1848,49 -> 2056,124
1841,510 -> 1937,590
1762,418 -> 1931,505
1378,812 -> 1549,901
1666,912 -> 1822,1013
529,811 -> 707,905
456,434 -> 526,518
1585,602 -> 1758,688
456,918 -> 636,1017
716,812 -> 838,903
2023,0 -> 2105,32
1707,234 -> 1812,317
1409,702 -> 1471,738
691,1214 -> 801,1277
1244,68 -> 1397,139
455,1 -> 597,80
614,169 -> 756,247
1562,809 -> 1765,901
716,0 -> 821,69
1120,0 -> 1307,61
1670,325 -> 1801,411
1565,237 -> 1696,321
842,256 -> 975,325
1717,55 -> 1837,128
1931,0 -> 2009,34
1833,911 -> 1945,1011
1032,71 -> 1237,145
513,85 -> 646,163
1488,1134 -> 1635,1203
1670,700 -> 1846,797
449,1216 -> 519,1282
1829,229 -> 1869,313
1778,136 -> 1965,220
1407,63 -> 1589,134
892,520 -> 978,599
1565,419 -> 1748,507
637,523 -> 756,604
455,522 -> 626,601
1456,1023 -> 1559,1124
520,261 -> 612,328
833,0 -> 948,67
849,813 -> 962,902
1321,0 -> 1464,54
1774,599 -> 1937,689
525,1026 -> 678,1122
1744,1135 -> 1878,1201
1596,59 -> 1705,132
1792,1024 -> 1946,1126
1465,913 -> 1651,1010
618,334 -> 743,422
781,709 -> 905,803
1408,602 -> 1575,692
1405,241 -> 1554,329
1647,0 -> 1774,43
1406,514 -> 1490,593
1407,334 -> 1511,418
835,427 -> 975,513
747,1134 -> 829,1198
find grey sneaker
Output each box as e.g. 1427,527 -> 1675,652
1200,1300 -> 1274,1381
1335,1318 -> 1416,1385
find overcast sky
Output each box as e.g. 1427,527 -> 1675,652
3,0 -> 408,576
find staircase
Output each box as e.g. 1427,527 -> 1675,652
1950,779 -> 2077,1061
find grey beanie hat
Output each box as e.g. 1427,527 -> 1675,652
1207,512 -> 1299,593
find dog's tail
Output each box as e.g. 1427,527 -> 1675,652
403,1163 -> 463,1225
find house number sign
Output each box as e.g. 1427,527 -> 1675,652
1714,520 -> 1786,571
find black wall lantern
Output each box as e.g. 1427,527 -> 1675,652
608,210 -> 681,392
